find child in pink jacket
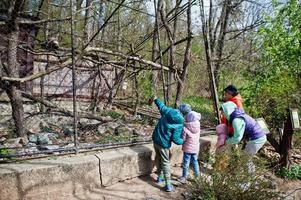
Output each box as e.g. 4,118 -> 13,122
215,124 -> 228,152
179,111 -> 201,181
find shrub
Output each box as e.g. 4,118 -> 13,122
187,147 -> 280,200
277,165 -> 301,180
242,0 -> 301,128
0,148 -> 17,160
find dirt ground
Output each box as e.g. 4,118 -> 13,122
91,166 -> 301,200
87,166 -> 186,200
278,179 -> 301,200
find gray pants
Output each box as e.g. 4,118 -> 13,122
245,142 -> 265,155
245,142 -> 265,174
154,143 -> 171,184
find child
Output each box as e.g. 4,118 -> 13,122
179,111 -> 201,182
178,104 -> 192,118
152,97 -> 184,192
215,124 -> 228,152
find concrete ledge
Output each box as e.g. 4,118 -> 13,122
0,155 -> 100,200
0,135 -> 217,200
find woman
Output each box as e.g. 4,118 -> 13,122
221,101 -> 266,155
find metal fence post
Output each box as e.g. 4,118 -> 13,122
70,0 -> 78,153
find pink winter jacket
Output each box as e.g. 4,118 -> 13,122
216,124 -> 228,149
182,121 -> 201,154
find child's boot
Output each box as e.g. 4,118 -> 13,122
156,175 -> 165,184
165,182 -> 173,192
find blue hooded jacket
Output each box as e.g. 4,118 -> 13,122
152,98 -> 184,148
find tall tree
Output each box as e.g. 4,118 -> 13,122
174,0 -> 192,107
83,0 -> 94,45
151,0 -> 161,96
199,0 -> 264,122
3,0 -> 26,137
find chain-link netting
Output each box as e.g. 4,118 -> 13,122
0,0 -> 214,160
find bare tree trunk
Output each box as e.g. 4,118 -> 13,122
134,74 -> 139,116
151,0 -> 161,95
97,1 -> 104,42
6,28 -> 25,137
213,0 -> 231,90
89,77 -> 97,112
266,110 -> 294,168
166,0 -> 180,105
199,0 -> 220,122
156,0 -> 167,104
160,0 -> 180,105
6,26 -> 25,137
40,12 -> 50,112
89,1 -> 104,111
83,0 -> 94,44
89,72 -> 102,113
174,0 -> 192,107
279,111 -> 294,168
4,0 -> 26,137
99,70 -> 114,107
87,1 -> 108,109
76,0 -> 84,10
109,0 -> 122,106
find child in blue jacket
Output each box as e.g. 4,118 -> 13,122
152,97 -> 184,192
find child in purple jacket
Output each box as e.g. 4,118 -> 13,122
178,111 -> 201,182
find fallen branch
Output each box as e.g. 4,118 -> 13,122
113,102 -> 160,119
21,92 -> 112,122
0,46 -> 170,83
85,47 -> 170,71
1,57 -> 73,83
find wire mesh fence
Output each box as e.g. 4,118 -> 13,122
0,0 -> 215,161
0,0 -> 209,160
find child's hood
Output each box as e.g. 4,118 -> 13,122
184,120 -> 200,134
186,111 -> 201,122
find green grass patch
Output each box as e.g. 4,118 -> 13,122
102,110 -> 123,119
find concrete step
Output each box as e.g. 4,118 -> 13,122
0,135 -> 217,200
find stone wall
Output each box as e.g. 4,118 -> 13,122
0,135 -> 217,200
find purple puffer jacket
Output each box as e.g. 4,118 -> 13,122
229,108 -> 265,140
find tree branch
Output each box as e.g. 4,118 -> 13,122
21,92 -> 112,122
86,47 -> 170,71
